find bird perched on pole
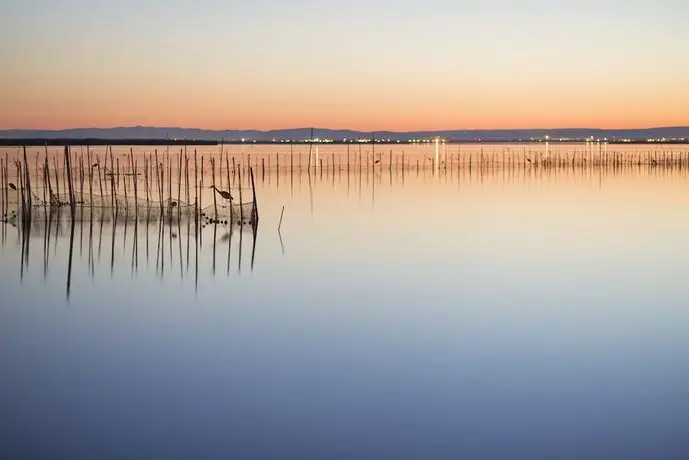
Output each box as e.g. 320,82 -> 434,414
209,185 -> 233,201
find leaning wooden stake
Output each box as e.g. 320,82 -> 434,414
250,166 -> 259,225
278,205 -> 285,232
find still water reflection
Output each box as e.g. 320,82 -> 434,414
2,166 -> 689,458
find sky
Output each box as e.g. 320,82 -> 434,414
1,0 -> 688,131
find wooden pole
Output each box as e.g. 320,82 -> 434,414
278,205 -> 284,232
200,155 -> 204,217
250,166 -> 258,225
155,150 -> 162,212
3,158 -> 8,220
177,151 -> 182,219
194,149 -> 198,225
22,146 -> 32,213
87,146 -> 93,210
40,150 -> 47,207
109,146 -> 116,209
64,146 -> 76,217
111,151 -> 117,213
211,158 -> 218,222
79,151 -> 85,205
185,153 -> 190,207
121,158 -> 128,210
0,159 -> 4,220
238,169 -> 244,224
18,160 -> 26,222
225,154 -> 232,223
168,151 -> 173,205
307,127 -> 313,171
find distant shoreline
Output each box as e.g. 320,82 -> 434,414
1,138 -> 688,146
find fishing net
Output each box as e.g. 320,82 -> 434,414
3,189 -> 257,227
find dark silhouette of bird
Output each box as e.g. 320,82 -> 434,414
374,159 -> 380,164
8,183 -> 16,190
526,158 -> 532,163
209,185 -> 233,201
92,163 -> 99,168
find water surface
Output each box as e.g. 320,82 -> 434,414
2,154 -> 689,459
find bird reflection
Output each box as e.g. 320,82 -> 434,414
4,212 -> 259,301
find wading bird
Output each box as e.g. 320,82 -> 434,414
8,183 -> 16,190
209,185 -> 234,201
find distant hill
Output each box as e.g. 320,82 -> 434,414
1,126 -> 689,143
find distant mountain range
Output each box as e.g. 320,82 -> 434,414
1,126 -> 689,142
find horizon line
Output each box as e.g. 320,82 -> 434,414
2,125 -> 689,132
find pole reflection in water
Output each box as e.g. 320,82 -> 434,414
66,218 -> 75,299
3,161 -> 687,304
2,211 -> 260,301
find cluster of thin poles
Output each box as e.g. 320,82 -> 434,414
1,145 -> 260,229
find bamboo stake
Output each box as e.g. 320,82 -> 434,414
40,150 -> 47,206
200,155 -> 204,216
17,160 -> 26,222
111,152 -> 117,213
211,158 -> 218,222
155,150 -> 163,212
109,146 -> 116,209
0,159 -> 4,220
79,151 -> 85,205
133,157 -> 138,215
177,151 -> 182,219
87,147 -> 93,211
168,151 -> 172,205
238,169 -> 243,224
22,146 -> 32,214
4,152 -> 8,219
143,154 -> 149,206
185,153 -> 190,206
64,146 -> 76,217
250,166 -> 258,225
225,154 -> 231,223
194,149 -> 198,226
278,205 -> 284,232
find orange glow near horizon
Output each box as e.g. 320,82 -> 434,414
2,91 -> 688,132
2,69 -> 687,131
2,1 -> 688,131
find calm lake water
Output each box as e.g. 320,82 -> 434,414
2,144 -> 689,458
